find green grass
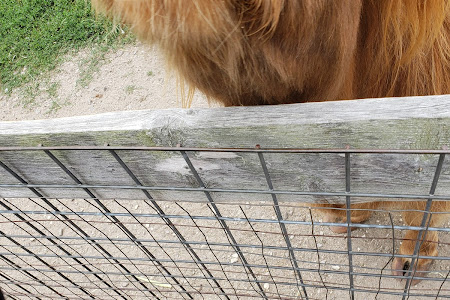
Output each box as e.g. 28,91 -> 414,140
0,0 -> 134,95
125,84 -> 137,95
46,82 -> 60,98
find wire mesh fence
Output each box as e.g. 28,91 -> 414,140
0,146 -> 448,299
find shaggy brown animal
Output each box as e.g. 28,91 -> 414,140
93,0 -> 450,284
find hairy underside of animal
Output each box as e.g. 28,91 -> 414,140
93,0 -> 450,284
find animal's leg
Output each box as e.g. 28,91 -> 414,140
316,202 -> 380,233
392,229 -> 438,285
392,201 -> 448,285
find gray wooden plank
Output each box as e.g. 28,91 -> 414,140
1,95 -> 449,202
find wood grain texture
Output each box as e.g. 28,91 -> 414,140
1,95 -> 450,203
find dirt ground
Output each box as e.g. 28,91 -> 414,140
0,42 -> 449,299
0,42 -> 214,122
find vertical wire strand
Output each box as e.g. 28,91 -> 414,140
240,206 -> 282,297
375,212 -> 395,300
308,208 -> 329,299
257,151 -> 308,300
435,269 -> 450,300
180,149 -> 268,299
402,153 -> 445,298
345,152 -> 355,300
176,202 -> 239,298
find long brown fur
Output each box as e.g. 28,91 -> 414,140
93,0 -> 450,283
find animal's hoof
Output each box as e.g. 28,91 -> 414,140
392,230 -> 438,285
322,215 -> 357,234
329,224 -> 357,234
391,257 -> 432,285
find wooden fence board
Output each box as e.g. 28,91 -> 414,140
1,95 -> 450,203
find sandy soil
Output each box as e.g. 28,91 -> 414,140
0,42 -> 214,122
0,43 -> 448,299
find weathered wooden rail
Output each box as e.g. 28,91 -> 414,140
1,95 -> 449,203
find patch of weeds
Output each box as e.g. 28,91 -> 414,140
77,24 -> 135,88
18,79 -> 60,110
147,71 -> 154,76
125,85 -> 137,95
46,82 -> 60,98
20,82 -> 41,108
48,100 -> 62,114
47,98 -> 70,115
76,44 -> 109,88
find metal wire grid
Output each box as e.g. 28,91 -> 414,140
0,146 -> 448,299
